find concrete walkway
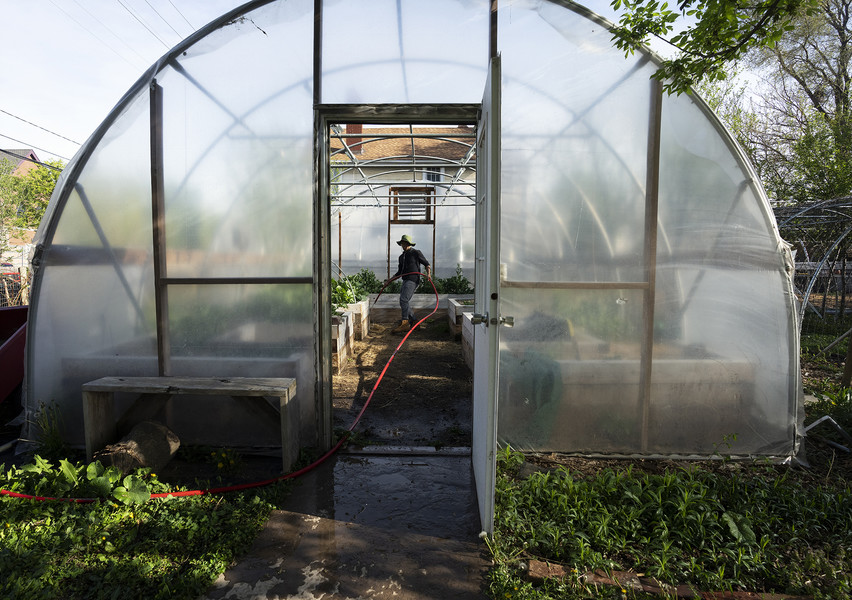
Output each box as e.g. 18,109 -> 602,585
200,449 -> 489,600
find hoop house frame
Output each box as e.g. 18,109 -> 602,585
24,0 -> 802,481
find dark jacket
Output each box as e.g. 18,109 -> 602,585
394,248 -> 430,283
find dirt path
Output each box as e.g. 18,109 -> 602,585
332,316 -> 473,449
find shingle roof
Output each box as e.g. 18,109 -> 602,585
0,149 -> 39,172
330,126 -> 475,163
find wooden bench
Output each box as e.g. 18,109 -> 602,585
82,376 -> 299,472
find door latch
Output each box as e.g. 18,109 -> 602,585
490,315 -> 514,327
471,313 -> 488,325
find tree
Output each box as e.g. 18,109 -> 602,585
8,160 -> 62,228
744,0 -> 852,201
0,157 -> 62,260
610,0 -> 819,94
0,158 -> 16,258
694,66 -> 762,152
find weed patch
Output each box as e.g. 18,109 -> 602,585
487,447 -> 852,599
0,456 -> 290,599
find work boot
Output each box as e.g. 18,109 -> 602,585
392,319 -> 410,334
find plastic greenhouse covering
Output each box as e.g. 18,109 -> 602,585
25,0 -> 802,460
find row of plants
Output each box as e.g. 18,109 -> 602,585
331,265 -> 473,310
0,453 -> 292,600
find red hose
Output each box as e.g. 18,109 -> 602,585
0,272 -> 439,504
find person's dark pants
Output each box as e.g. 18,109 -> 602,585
400,279 -> 417,322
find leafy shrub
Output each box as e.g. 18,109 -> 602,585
415,264 -> 473,294
331,277 -> 358,310
331,269 -> 387,310
332,265 -> 473,304
347,268 -> 384,295
433,264 -> 474,294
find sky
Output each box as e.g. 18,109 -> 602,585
1,0 -> 247,164
1,0 -> 625,166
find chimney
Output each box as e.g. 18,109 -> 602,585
346,124 -> 363,154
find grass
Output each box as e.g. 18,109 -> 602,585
485,359 -> 852,600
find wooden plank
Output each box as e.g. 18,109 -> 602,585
278,385 -> 300,472
640,78 -> 663,452
82,376 -> 296,396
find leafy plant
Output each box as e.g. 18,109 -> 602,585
488,447 -> 852,598
32,402 -> 69,462
208,447 -> 243,473
331,268 -> 383,311
432,264 -> 474,294
334,265 -> 474,298
331,277 -> 358,311
347,268 -> 383,295
0,457 -> 291,599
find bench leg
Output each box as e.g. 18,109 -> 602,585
278,391 -> 300,473
83,390 -> 115,462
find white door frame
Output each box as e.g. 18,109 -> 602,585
471,56 -> 501,535
313,104 -> 481,451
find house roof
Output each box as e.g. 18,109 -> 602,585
330,126 -> 475,164
1,149 -> 40,175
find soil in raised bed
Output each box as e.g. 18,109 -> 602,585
332,316 -> 473,449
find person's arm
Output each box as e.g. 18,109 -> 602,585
419,251 -> 432,278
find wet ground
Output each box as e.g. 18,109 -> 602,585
202,450 -> 487,600
200,312 -> 488,599
332,301 -> 472,449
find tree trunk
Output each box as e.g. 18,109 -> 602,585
93,420 -> 180,474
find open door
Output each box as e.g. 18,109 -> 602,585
472,55 -> 501,534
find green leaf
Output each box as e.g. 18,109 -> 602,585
722,511 -> 756,545
86,461 -> 105,480
58,459 -> 80,486
112,475 -> 151,505
90,475 -> 117,498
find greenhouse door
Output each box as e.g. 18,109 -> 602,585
472,56 -> 501,535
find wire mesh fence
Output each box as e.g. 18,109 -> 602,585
0,275 -> 26,308
775,197 -> 852,365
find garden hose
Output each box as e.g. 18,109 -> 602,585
1,271 -> 439,503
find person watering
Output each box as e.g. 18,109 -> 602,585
388,234 -> 431,333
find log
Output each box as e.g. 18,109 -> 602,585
93,420 -> 180,474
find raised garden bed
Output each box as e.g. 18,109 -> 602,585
448,297 -> 474,336
332,311 -> 354,374
345,299 -> 370,341
461,317 -> 755,454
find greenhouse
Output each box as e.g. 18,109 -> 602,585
23,0 -> 802,531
